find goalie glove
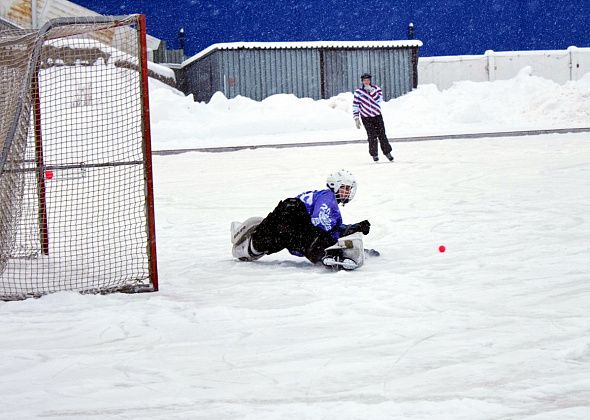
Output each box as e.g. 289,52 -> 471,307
342,220 -> 370,236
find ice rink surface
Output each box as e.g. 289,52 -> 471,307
2,133 -> 589,419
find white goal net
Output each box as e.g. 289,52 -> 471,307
0,15 -> 158,300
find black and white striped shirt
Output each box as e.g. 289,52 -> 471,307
352,85 -> 383,118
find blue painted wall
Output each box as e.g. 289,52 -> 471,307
71,1 -> 590,57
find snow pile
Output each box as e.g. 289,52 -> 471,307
148,84 -> 354,149
392,67 -> 590,135
148,67 -> 590,150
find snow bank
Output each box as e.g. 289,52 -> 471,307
148,67 -> 590,150
392,67 -> 590,135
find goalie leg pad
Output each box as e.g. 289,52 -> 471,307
231,217 -> 264,261
231,217 -> 264,245
232,236 -> 264,261
322,233 -> 365,270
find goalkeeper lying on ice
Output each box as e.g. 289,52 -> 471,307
231,170 -> 373,270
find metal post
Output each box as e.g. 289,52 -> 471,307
408,22 -> 415,40
178,28 -> 185,52
319,49 -> 326,99
138,14 -> 159,291
32,69 -> 49,255
485,50 -> 496,81
411,47 -> 419,89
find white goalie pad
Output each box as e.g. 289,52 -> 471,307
231,217 -> 264,261
231,216 -> 264,245
323,232 -> 365,270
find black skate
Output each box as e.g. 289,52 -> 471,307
322,249 -> 359,271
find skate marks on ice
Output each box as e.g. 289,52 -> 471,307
5,136 -> 590,419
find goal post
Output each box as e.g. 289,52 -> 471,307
0,15 -> 158,300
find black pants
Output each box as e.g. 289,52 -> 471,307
361,114 -> 392,157
251,198 -> 337,263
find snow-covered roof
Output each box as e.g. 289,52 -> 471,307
182,40 -> 423,67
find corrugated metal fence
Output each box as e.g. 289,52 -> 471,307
322,48 -> 415,101
178,41 -> 421,102
218,48 -> 321,100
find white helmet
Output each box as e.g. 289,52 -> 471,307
326,170 -> 357,205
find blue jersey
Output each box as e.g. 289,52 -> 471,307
296,189 -> 346,240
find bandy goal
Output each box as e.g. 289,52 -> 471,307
0,15 -> 158,300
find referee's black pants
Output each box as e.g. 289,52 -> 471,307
361,114 -> 392,157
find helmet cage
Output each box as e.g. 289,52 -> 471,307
326,170 -> 357,205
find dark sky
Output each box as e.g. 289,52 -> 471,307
70,1 -> 590,57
